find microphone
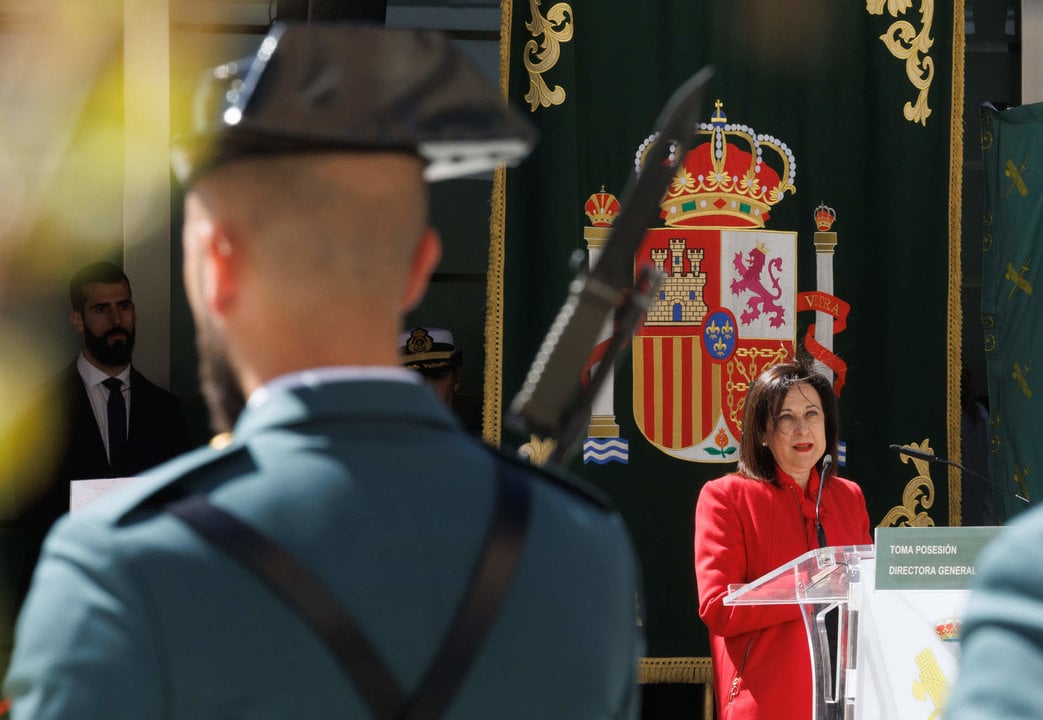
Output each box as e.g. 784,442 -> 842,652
816,454 -> 832,548
888,444 -> 1030,505
887,444 -> 935,463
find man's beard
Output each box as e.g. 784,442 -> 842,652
85,326 -> 135,366
196,319 -> 246,436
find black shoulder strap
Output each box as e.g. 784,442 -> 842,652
168,457 -> 531,720
400,458 -> 530,720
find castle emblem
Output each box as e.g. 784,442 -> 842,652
645,238 -> 708,325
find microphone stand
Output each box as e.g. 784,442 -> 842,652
506,66 -> 714,468
889,444 -> 1030,505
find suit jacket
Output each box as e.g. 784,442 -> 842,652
0,363 -> 194,672
5,378 -> 644,719
50,362 -> 193,483
21,362 -> 193,550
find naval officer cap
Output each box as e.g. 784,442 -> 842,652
399,327 -> 462,377
172,22 -> 537,186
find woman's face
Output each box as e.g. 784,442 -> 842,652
764,382 -> 826,486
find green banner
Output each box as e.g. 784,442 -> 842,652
491,0 -> 963,660
981,101 -> 1043,521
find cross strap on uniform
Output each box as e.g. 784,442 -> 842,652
168,457 -> 531,720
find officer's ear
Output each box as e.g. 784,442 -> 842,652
204,222 -> 239,317
183,191 -> 240,319
401,227 -> 441,312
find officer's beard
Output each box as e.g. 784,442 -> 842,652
196,318 -> 246,436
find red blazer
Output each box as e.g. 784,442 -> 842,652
694,470 -> 871,720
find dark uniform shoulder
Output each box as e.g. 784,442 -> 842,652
485,445 -> 614,512
111,440 -> 250,525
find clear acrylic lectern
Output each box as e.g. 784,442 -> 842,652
723,544 -> 875,720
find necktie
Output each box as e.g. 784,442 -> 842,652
102,377 -> 126,475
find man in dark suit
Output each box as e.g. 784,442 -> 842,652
0,261 -> 194,677
5,23 -> 644,720
53,261 -> 193,481
30,261 -> 193,524
21,262 -> 192,566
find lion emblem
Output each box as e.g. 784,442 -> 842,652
730,247 -> 786,328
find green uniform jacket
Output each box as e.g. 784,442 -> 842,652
947,505 -> 1043,720
5,378 -> 644,719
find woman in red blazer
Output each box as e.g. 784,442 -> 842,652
695,358 -> 871,720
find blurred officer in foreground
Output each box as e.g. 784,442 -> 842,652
400,326 -> 463,406
946,508 -> 1043,719
4,22 -> 644,720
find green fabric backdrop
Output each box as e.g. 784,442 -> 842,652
981,101 -> 1043,521
489,0 -> 963,660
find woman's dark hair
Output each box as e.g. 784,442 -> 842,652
736,356 -> 839,482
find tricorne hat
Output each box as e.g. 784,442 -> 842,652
172,22 -> 538,186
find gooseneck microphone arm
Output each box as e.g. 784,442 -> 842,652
888,444 -> 1030,505
815,454 -> 832,548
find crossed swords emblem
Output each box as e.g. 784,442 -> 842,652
1006,258 -> 1032,299
1006,156 -> 1029,197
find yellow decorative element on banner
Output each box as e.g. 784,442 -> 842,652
519,433 -> 558,466
911,647 -> 949,720
1012,361 -> 1032,398
1005,259 -> 1033,299
1014,464 -> 1032,502
522,0 -> 574,111
637,657 -> 715,720
947,0 -> 964,527
1005,157 -> 1030,197
981,109 -> 993,150
982,313 -> 996,352
881,439 -> 936,527
867,0 -> 935,125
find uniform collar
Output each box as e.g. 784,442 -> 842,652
234,373 -> 458,441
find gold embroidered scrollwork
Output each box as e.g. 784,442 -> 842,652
519,434 -> 558,466
866,0 -> 935,125
523,0 -> 574,111
881,439 -> 936,526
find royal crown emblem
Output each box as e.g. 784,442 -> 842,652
635,99 -> 796,228
584,186 -> 621,226
814,203 -> 838,232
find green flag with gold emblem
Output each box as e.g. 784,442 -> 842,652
981,101 -> 1043,520
488,0 -> 964,672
